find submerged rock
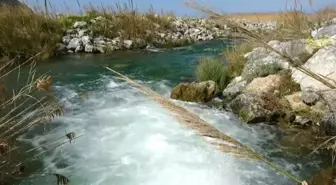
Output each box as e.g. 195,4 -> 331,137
229,93 -> 271,124
170,81 -> 216,103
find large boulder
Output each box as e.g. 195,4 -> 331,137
292,46 -> 336,91
170,81 -> 216,103
242,47 -> 286,81
244,74 -> 282,96
269,39 -> 315,61
229,93 -> 271,124
313,24 -> 336,39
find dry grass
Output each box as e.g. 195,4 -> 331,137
0,5 -> 63,66
60,0 -> 175,44
0,54 -> 69,183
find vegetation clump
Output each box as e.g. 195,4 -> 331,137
0,5 -> 63,65
196,57 -> 230,92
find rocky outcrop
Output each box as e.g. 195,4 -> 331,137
170,81 -> 216,103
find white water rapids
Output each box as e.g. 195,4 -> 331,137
18,75 -> 305,185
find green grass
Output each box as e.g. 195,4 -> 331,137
223,42 -> 253,78
196,57 -> 231,92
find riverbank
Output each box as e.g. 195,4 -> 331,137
170,5 -> 336,183
0,3 -> 280,67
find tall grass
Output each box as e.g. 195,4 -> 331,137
0,5 -> 63,66
60,0 -> 175,43
223,42 -> 253,77
0,55 -> 71,184
196,57 -> 230,91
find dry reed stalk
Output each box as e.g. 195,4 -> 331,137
104,66 -> 305,184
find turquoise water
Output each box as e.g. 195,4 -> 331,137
13,40 -> 326,185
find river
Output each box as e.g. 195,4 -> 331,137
14,40 -> 326,185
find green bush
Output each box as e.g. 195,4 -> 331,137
196,57 -> 231,92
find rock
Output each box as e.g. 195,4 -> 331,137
81,36 -> 92,46
310,168 -> 335,185
229,93 -> 271,124
242,47 -> 285,80
96,45 -> 106,53
66,29 -> 76,34
62,35 -> 71,45
284,92 -> 310,113
134,38 -> 147,49
67,50 -> 74,53
320,89 -> 336,112
301,89 -> 320,105
320,112 -> 336,136
123,40 -> 133,49
84,45 -> 94,53
73,21 -> 87,29
292,116 -> 312,128
170,81 -> 216,103
292,46 -> 336,91
244,75 -> 282,96
78,29 -> 88,37
75,44 -> 84,52
222,76 -> 247,100
270,39 -> 315,61
67,38 -> 83,51
314,24 -> 336,39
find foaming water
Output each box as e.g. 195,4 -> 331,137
18,77 -> 305,185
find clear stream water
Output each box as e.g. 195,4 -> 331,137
14,40 -> 326,185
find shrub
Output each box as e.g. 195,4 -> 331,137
196,57 -> 230,91
223,42 -> 253,78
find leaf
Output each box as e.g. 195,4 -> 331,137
53,174 -> 70,185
